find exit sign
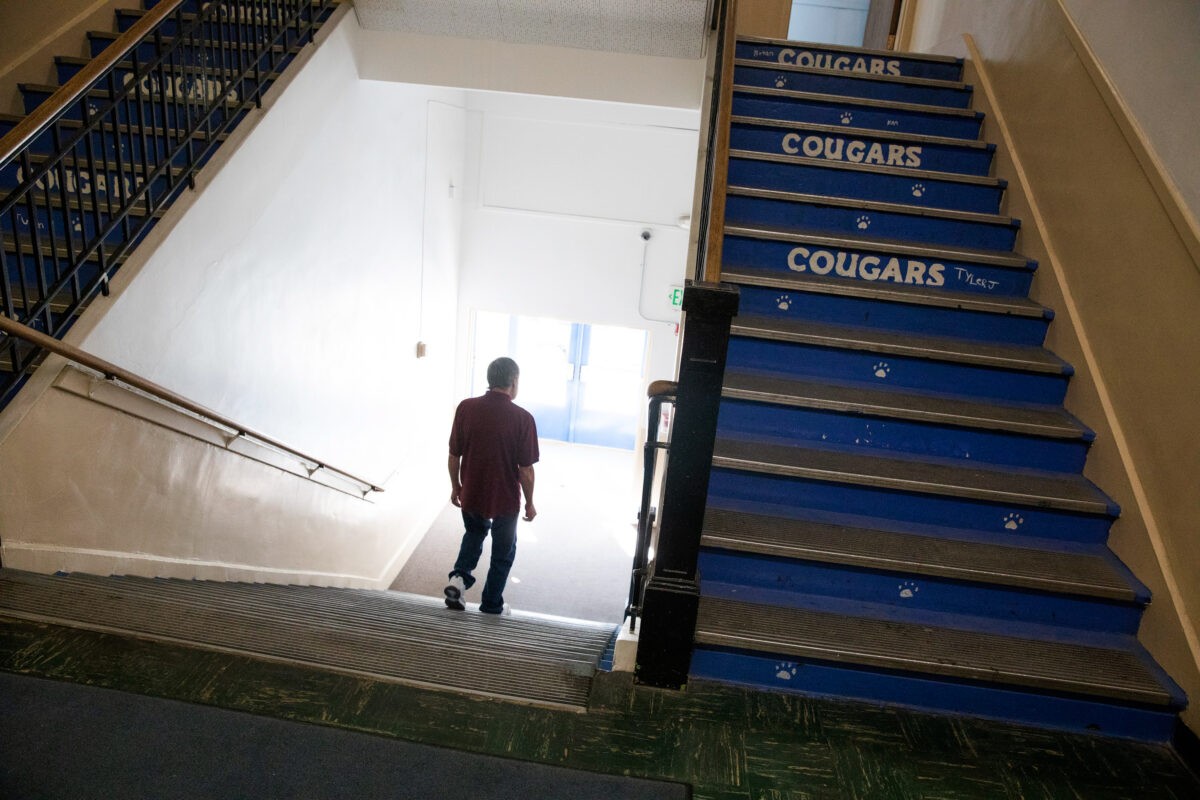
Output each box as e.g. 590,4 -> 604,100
669,286 -> 684,308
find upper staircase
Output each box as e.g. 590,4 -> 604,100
0,0 -> 335,409
685,35 -> 1186,740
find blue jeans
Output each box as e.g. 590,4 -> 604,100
449,510 -> 517,614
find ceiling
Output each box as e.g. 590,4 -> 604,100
351,0 -> 712,59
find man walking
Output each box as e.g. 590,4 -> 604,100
445,357 -> 538,615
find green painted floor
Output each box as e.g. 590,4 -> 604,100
2,616 -> 1197,799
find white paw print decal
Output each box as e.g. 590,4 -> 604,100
776,294 -> 791,310
856,215 -> 871,230
774,662 -> 798,680
840,111 -> 853,125
71,215 -> 82,233
911,183 -> 925,197
1003,513 -> 1024,531
774,76 -> 787,88
873,362 -> 890,379
898,581 -> 919,599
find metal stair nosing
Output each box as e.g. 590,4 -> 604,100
699,507 -> 1138,602
729,148 -> 1006,189
723,224 -> 1035,271
721,266 -> 1049,320
732,114 -> 993,150
712,437 -> 1115,516
694,596 -> 1177,707
719,371 -> 1089,441
734,57 -> 969,92
0,572 -> 604,710
732,84 -> 984,122
729,315 -> 1070,376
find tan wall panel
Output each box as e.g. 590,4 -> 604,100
736,0 -> 792,38
909,0 -> 1200,732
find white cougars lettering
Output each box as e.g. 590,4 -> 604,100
788,247 -> 946,287
781,133 -> 924,168
777,48 -> 901,76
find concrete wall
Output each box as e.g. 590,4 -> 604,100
0,0 -> 126,116
0,10 -> 467,588
903,0 -> 1200,733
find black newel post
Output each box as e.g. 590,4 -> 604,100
635,280 -> 739,689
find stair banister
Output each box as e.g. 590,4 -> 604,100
626,379 -> 678,632
0,313 -> 385,496
694,0 -> 739,283
0,0 -> 187,167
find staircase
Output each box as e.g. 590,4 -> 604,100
688,37 -> 1186,740
0,0 -> 334,408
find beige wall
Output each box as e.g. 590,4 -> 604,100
905,0 -> 1200,733
736,0 -> 792,38
0,0 -> 127,116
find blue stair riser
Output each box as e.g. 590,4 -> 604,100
708,469 -> 1114,543
722,236 -> 1034,298
115,7 -> 311,40
735,42 -> 964,82
728,156 -> 1004,215
735,283 -> 1048,346
727,337 -> 1069,404
2,200 -> 163,247
717,399 -> 1087,472
735,64 -> 972,109
698,552 -> 1141,634
725,193 -> 1018,252
88,33 -> 300,74
730,123 -> 994,176
7,124 -> 214,169
689,650 -> 1177,741
732,92 -> 983,141
22,86 -> 249,133
1,160 -> 175,208
4,251 -> 106,288
55,59 -> 269,107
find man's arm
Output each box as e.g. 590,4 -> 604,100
518,465 -> 536,522
448,454 -> 462,507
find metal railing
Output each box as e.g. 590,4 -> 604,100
0,0 -> 332,408
626,380 -> 678,632
693,0 -> 738,282
0,313 -> 383,495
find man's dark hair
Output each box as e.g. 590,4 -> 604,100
487,357 -> 520,390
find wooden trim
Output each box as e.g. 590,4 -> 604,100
894,0 -> 920,52
702,0 -> 739,283
1050,0 -> 1200,273
0,315 -> 384,494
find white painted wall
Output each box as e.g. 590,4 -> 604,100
456,92 -> 701,403
788,0 -> 871,46
0,12 -> 469,587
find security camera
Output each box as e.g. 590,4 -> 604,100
641,229 -> 652,241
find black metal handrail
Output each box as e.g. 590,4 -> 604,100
626,380 -> 679,632
693,0 -> 737,282
0,0 -> 332,408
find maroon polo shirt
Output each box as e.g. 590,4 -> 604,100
449,390 -> 539,518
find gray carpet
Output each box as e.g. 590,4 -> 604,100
392,441 -> 642,623
0,672 -> 688,799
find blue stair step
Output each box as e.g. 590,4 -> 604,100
0,112 -> 226,166
115,6 -> 318,46
723,266 -> 1051,345
724,186 -> 1020,251
709,437 -> 1116,542
54,55 -> 278,105
722,224 -> 1036,298
732,85 -> 984,140
87,28 -> 304,67
718,368 -> 1088,472
1,151 -> 186,207
700,505 -> 1137,602
1,188 -> 167,245
731,116 -> 995,176
727,314 -> 1071,404
3,233 -> 115,287
19,81 -> 250,134
728,150 -> 1005,215
734,59 -> 973,108
735,36 -> 964,82
691,595 -> 1183,740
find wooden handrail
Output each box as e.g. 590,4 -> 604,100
702,0 -> 739,283
0,315 -> 384,494
0,0 -> 186,167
